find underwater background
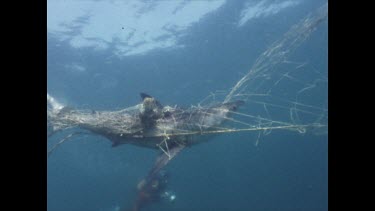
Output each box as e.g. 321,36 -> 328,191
47,0 -> 328,211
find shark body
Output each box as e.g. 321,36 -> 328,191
48,93 -> 244,150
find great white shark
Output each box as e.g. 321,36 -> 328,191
48,93 -> 244,211
48,93 -> 244,150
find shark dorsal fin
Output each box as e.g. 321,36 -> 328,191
140,93 -> 162,108
140,93 -> 152,100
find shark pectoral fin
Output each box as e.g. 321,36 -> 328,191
111,139 -> 126,148
111,142 -> 120,147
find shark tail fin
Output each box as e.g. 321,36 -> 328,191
47,93 -> 64,112
47,93 -> 72,137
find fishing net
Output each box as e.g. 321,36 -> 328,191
47,4 -> 328,155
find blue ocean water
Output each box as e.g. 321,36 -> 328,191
47,1 -> 328,211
